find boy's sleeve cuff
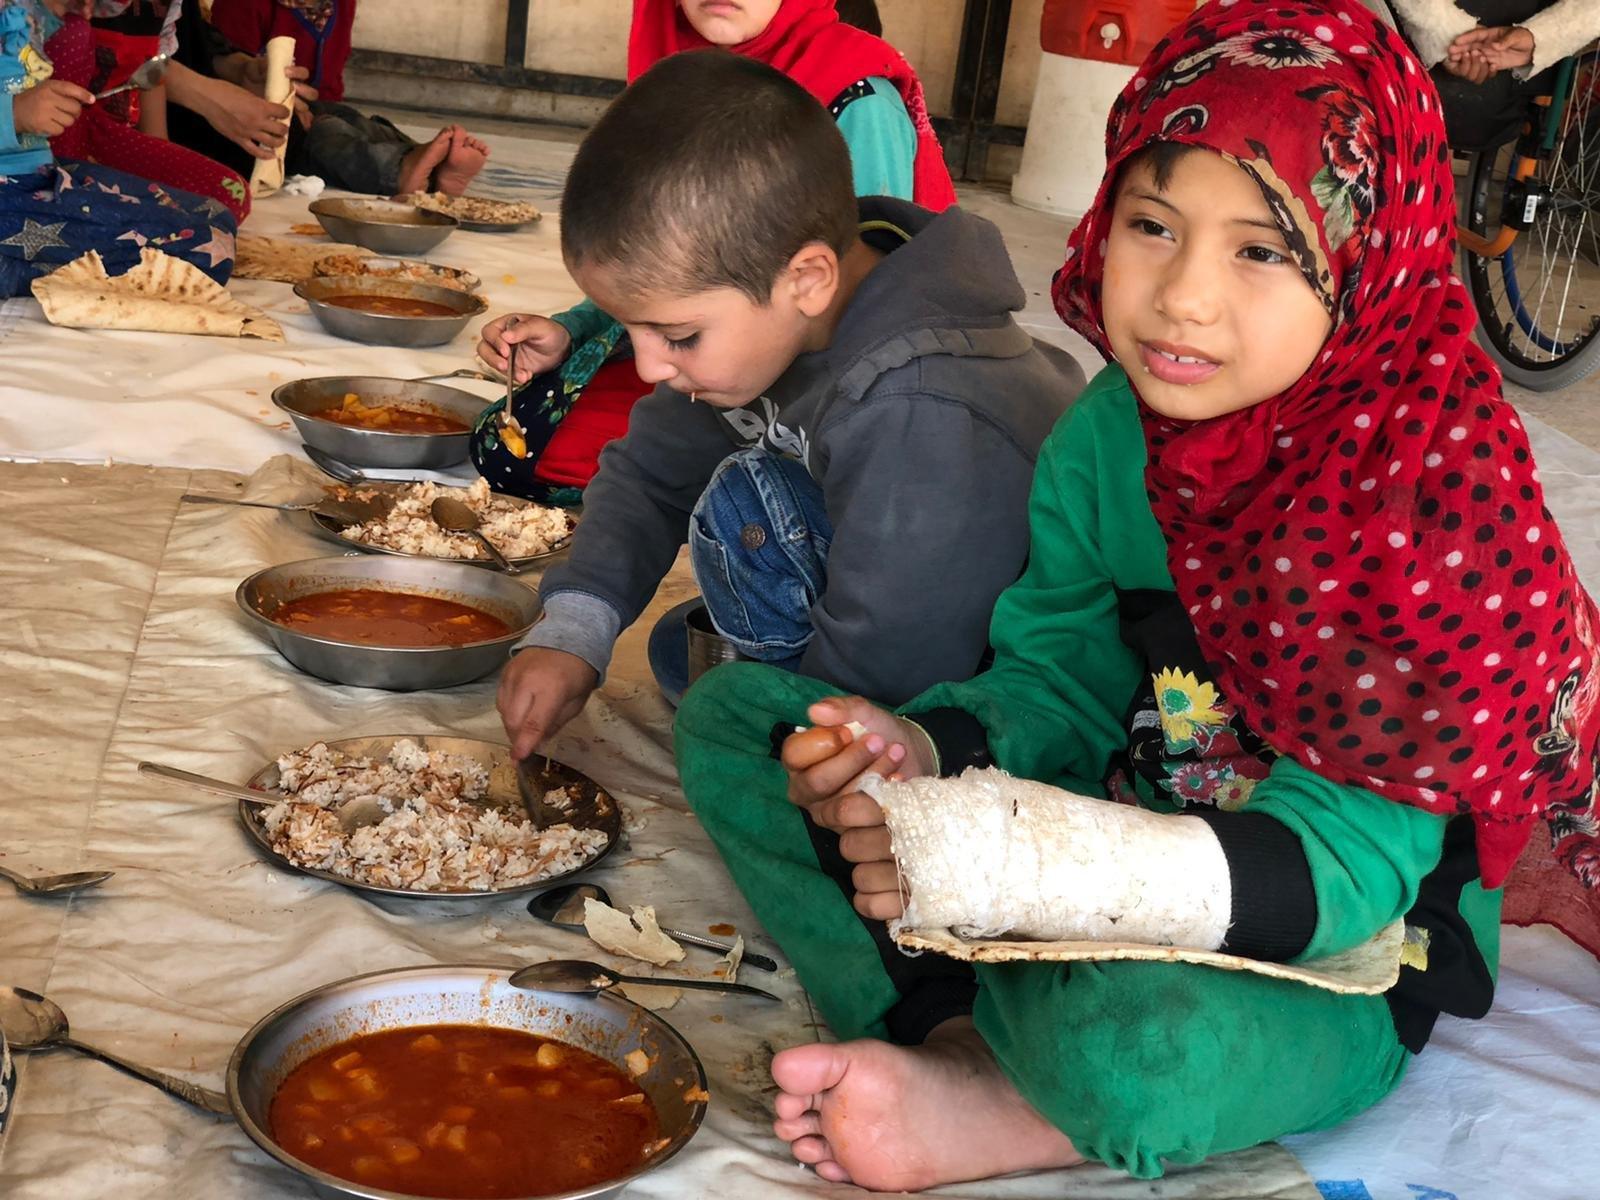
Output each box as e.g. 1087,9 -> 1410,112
899,707 -> 994,778
0,93 -> 23,154
514,591 -> 623,681
1188,809 -> 1317,962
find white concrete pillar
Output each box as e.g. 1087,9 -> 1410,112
1011,51 -> 1135,219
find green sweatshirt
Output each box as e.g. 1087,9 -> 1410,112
911,365 -> 1500,1049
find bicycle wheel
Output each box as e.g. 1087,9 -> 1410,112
1463,52 -> 1600,393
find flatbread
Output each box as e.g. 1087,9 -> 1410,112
249,36 -> 296,197
31,248 -> 284,341
289,222 -> 327,237
893,920 -> 1404,996
232,234 -> 373,284
397,192 -> 542,225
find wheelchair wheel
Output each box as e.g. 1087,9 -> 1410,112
1463,53 -> 1600,392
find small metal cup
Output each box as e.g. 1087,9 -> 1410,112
685,604 -> 746,685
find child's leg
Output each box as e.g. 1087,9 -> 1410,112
299,103 -> 428,195
674,661 -> 977,1043
678,662 -> 1412,1187
651,449 -> 833,701
80,110 -> 251,223
0,161 -> 238,297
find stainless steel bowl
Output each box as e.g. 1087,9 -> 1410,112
273,376 -> 489,469
228,964 -> 707,1200
294,276 -> 488,349
236,556 -> 541,691
309,197 -> 458,255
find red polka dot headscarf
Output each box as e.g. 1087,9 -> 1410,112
1053,0 -> 1600,898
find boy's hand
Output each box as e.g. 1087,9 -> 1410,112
13,81 -> 94,138
478,314 -> 572,383
497,647 -> 600,759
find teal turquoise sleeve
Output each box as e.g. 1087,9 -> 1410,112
1236,757 -> 1451,959
835,76 -> 916,201
908,386 -> 1150,793
550,297 -> 620,345
0,90 -> 19,155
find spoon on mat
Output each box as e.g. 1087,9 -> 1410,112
429,496 -> 515,571
95,53 -> 170,101
527,882 -> 779,972
137,762 -> 386,833
0,864 -> 114,897
0,986 -> 229,1114
509,959 -> 781,1002
179,491 -> 392,527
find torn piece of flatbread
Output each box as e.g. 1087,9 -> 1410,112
583,898 -> 685,967
31,248 -> 284,341
232,233 -> 373,284
250,35 -> 295,197
718,935 -> 745,985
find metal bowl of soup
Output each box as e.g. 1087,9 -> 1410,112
228,963 -> 708,1200
309,197 -> 459,256
236,556 -> 541,691
295,276 -> 488,348
273,376 -> 489,470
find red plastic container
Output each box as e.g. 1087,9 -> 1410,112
1040,0 -> 1195,65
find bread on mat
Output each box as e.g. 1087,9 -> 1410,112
31,248 -> 285,341
233,233 -> 373,284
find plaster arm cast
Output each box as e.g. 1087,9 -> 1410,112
867,767 -> 1233,951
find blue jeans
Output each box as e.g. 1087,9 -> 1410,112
649,449 -> 833,705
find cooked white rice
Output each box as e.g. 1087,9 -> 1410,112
260,739 -> 607,892
337,478 -> 572,561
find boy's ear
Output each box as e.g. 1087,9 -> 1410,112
783,241 -> 841,318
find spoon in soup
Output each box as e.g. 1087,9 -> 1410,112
430,496 -> 516,571
0,986 -> 230,1114
137,762 -> 387,833
509,958 -> 781,1002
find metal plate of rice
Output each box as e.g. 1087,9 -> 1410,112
239,735 -> 619,899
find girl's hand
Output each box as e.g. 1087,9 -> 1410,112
781,696 -> 934,833
477,313 -> 571,382
13,81 -> 94,138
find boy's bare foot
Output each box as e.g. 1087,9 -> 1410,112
394,127 -> 453,195
770,1019 -> 1083,1191
435,127 -> 490,195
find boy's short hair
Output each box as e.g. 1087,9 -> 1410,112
560,51 -> 859,304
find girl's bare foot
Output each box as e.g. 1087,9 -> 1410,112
435,128 -> 490,195
770,1019 -> 1083,1191
394,127 -> 453,195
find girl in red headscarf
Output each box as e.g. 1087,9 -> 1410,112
474,0 -> 957,505
667,0 -> 1600,1187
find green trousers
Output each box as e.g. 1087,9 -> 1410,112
674,662 -> 1413,1178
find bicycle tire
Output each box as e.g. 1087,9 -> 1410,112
1461,56 -> 1600,393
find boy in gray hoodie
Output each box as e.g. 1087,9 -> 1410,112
494,50 -> 1084,759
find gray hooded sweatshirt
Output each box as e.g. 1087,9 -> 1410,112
521,196 -> 1085,705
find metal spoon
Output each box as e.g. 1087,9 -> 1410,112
429,496 -> 515,571
0,986 -> 229,1114
137,761 -> 386,833
527,882 -> 778,972
179,491 -> 393,527
406,368 -> 495,384
95,53 -> 170,101
0,864 -> 114,897
509,958 -> 781,1002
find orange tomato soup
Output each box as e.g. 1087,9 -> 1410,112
271,589 -> 511,646
315,394 -> 468,435
326,294 -> 459,318
270,1024 -> 662,1198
